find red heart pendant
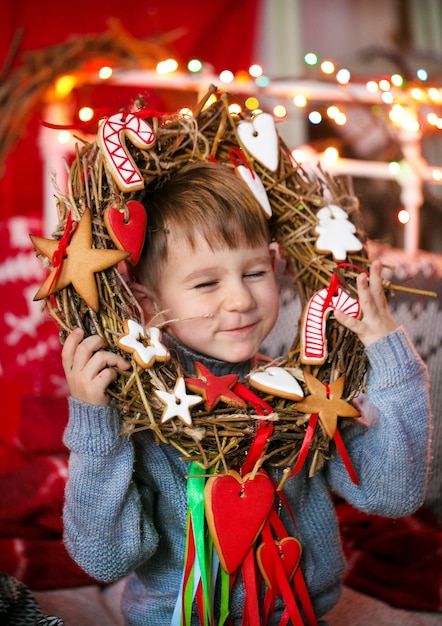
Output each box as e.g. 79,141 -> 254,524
104,200 -> 147,266
204,470 -> 275,574
256,536 -> 302,595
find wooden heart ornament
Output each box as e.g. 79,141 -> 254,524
104,200 -> 147,266
256,536 -> 302,595
237,113 -> 279,173
204,470 -> 275,574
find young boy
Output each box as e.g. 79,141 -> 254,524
61,161 -> 431,624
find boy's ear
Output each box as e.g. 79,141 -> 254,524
130,281 -> 158,320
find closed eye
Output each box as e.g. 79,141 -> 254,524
194,280 -> 219,290
244,270 -> 268,279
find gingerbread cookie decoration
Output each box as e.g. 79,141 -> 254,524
249,366 -> 304,400
204,470 -> 275,574
104,200 -> 147,266
117,320 -> 170,368
185,362 -> 246,411
300,286 -> 361,365
314,204 -> 362,262
256,536 -> 302,595
237,112 -> 279,173
30,209 -> 130,312
235,165 -> 272,218
98,112 -> 156,192
294,372 -> 360,439
154,377 -> 203,427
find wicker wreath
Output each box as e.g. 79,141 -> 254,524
33,85 -> 370,480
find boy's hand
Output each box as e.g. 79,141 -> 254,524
62,328 -> 131,406
334,260 -> 397,347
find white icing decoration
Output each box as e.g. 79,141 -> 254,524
236,165 -> 272,218
301,287 -> 361,364
249,366 -> 304,400
155,377 -> 203,426
118,320 -> 169,368
98,113 -> 156,192
237,113 -> 279,172
314,204 -> 363,262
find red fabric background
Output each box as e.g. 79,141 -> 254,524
0,0 -> 260,221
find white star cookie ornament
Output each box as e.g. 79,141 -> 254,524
117,320 -> 170,368
314,204 -> 362,262
154,377 -> 203,426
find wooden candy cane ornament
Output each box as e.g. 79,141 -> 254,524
98,113 -> 156,191
301,286 -> 361,365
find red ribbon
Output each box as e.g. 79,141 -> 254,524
290,414 -> 359,485
241,549 -> 260,626
333,428 -> 360,485
290,413 -> 319,478
228,147 -> 255,178
323,262 -> 369,313
322,271 -> 340,311
260,511 -> 318,626
41,106 -> 171,132
336,261 -> 369,275
46,212 -> 78,295
233,382 -> 274,476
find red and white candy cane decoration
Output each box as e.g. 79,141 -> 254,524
301,286 -> 361,365
98,113 -> 156,192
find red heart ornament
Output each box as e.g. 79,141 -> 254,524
104,200 -> 147,266
256,536 -> 302,595
204,470 -> 275,574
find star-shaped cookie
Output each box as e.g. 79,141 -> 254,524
185,362 -> 246,411
31,209 -> 130,312
117,320 -> 170,369
294,372 -> 360,439
154,377 -> 204,427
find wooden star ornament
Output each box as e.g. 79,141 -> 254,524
294,372 -> 360,439
30,209 -> 130,312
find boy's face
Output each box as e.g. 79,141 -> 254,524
150,233 -> 280,363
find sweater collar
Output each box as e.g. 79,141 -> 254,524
162,332 -> 253,381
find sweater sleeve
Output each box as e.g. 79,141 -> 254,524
326,327 -> 432,517
62,398 -> 159,582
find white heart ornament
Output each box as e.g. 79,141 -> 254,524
237,113 -> 279,172
249,366 -> 304,400
236,165 -> 272,218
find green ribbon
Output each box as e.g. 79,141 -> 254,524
219,568 -> 231,626
182,508 -> 195,625
187,462 -> 214,625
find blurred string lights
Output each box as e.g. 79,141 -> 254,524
47,51 -> 442,249
52,50 -> 442,153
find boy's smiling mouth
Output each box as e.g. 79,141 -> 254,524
221,321 -> 260,334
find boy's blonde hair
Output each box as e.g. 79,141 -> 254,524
134,161 -> 271,290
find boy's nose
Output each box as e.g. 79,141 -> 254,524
223,282 -> 255,312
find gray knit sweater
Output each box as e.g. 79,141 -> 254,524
62,328 -> 431,625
